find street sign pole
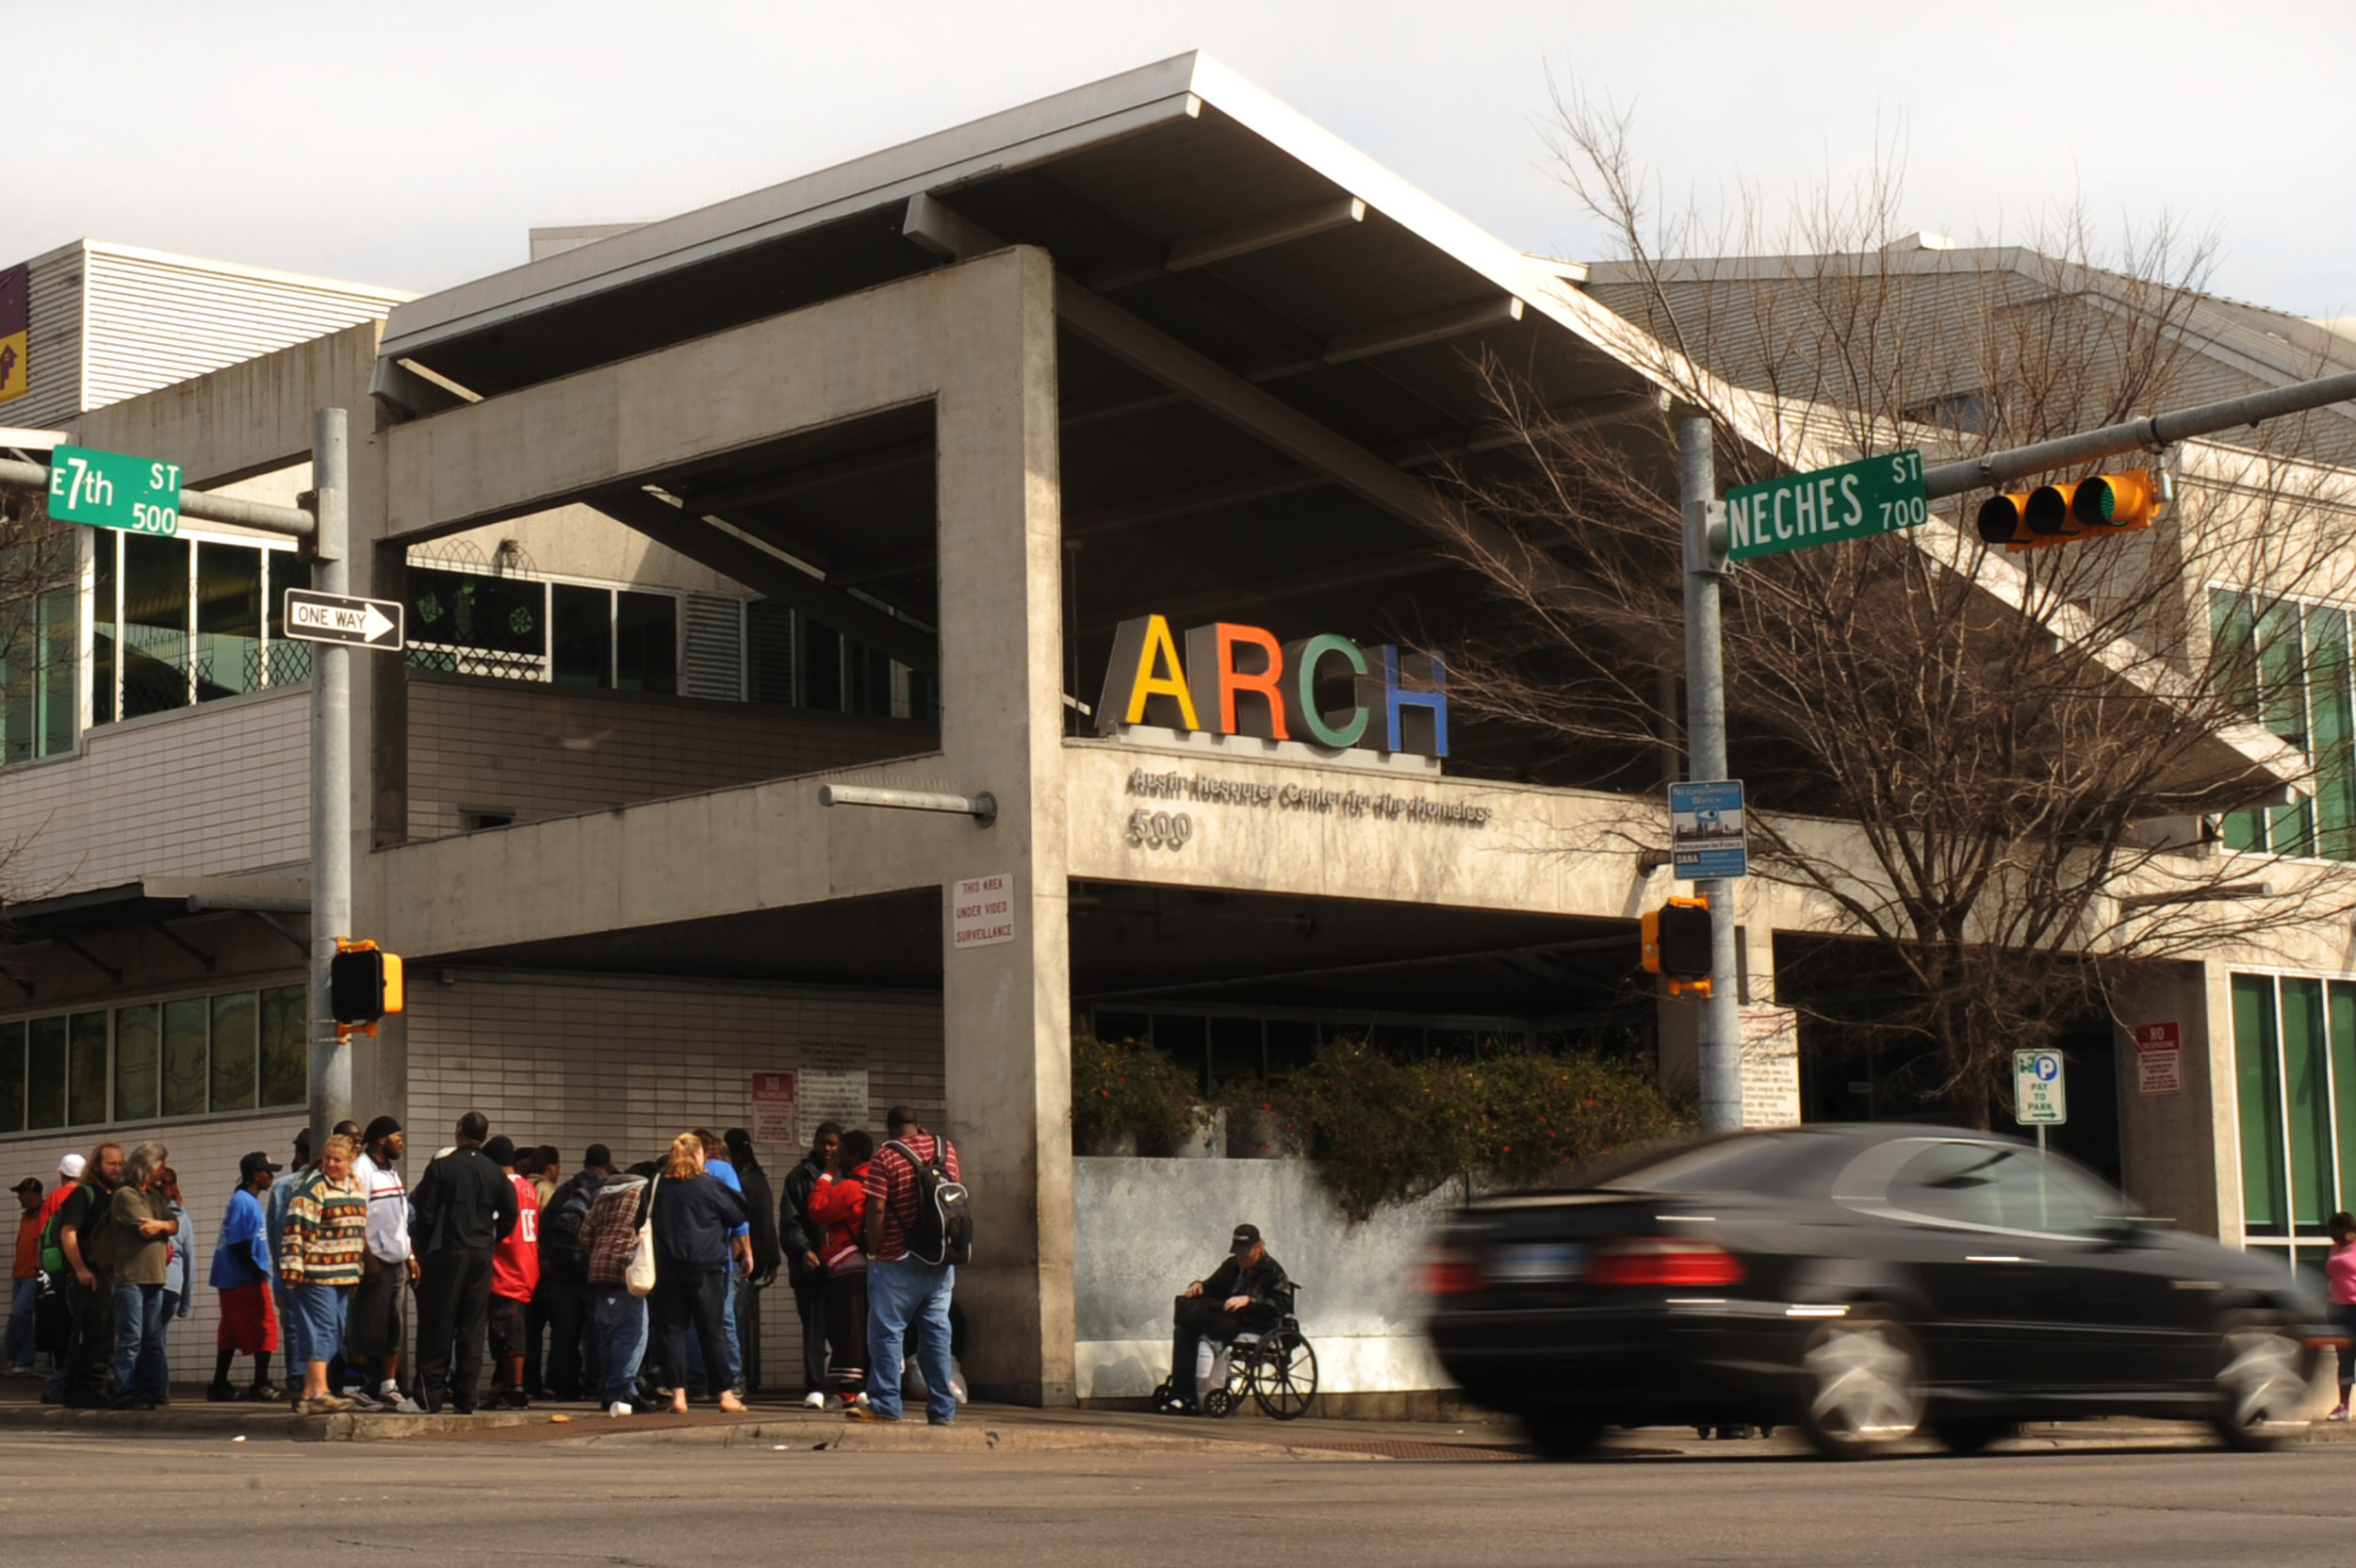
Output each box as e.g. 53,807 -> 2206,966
1680,415 -> 1742,1132
308,408 -> 352,1147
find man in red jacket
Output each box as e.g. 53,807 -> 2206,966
483,1137 -> 542,1410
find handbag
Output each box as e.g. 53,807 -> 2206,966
625,1175 -> 660,1298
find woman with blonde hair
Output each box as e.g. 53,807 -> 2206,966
281,1133 -> 369,1414
648,1134 -> 748,1414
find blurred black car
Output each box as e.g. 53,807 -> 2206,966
1423,1124 -> 2338,1458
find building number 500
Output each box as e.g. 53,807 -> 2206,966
1126,809 -> 1193,850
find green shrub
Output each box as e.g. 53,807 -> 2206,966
1273,1038 -> 1689,1220
1070,1030 -> 1205,1151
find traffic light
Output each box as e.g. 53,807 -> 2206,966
1974,469 -> 2165,551
1643,895 -> 1713,996
329,939 -> 404,1034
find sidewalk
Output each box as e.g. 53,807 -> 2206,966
3,1377 -> 2350,1458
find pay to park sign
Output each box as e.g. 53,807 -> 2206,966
1726,449 -> 1927,563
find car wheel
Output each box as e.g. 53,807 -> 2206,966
1798,1312 -> 1926,1459
1930,1416 -> 2015,1455
2212,1314 -> 2312,1452
1520,1412 -> 1606,1461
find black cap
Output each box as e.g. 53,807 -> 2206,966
239,1152 -> 283,1180
1230,1223 -> 1262,1256
482,1135 -> 516,1166
10,1176 -> 40,1195
583,1143 -> 612,1168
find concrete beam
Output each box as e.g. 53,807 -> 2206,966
1082,195 -> 1366,290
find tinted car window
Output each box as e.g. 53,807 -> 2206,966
1889,1141 -> 2125,1237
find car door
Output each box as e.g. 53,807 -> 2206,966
1875,1139 -> 2142,1398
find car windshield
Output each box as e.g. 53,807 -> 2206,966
1589,1133 -> 1811,1194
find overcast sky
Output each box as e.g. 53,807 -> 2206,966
7,1 -> 2348,319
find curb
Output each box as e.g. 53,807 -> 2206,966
567,1416 -> 1383,1459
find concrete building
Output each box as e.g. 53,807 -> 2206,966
0,56 -> 2345,1398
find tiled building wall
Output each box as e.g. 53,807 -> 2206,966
0,691 -> 308,898
403,972 -> 946,1391
404,675 -> 941,841
0,1109 -> 306,1377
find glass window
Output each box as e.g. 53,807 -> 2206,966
114,1003 -> 160,1122
551,583 -> 612,688
2283,979 -> 2336,1229
194,542 -> 263,701
614,591 -> 677,694
208,990 -> 258,1112
2235,973 -> 2288,1233
260,985 -> 306,1108
801,618 -> 843,712
1,580 -> 77,764
67,1011 -> 107,1126
265,552 -> 311,686
2312,608 -> 2356,860
0,1020 -> 22,1134
406,566 -> 545,679
25,1015 -> 63,1130
93,532 -> 117,726
1889,1140 -> 2122,1236
122,533 -> 192,717
161,997 -> 207,1119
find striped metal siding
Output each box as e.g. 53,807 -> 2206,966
79,248 -> 402,412
681,592 -> 744,701
1,248 -> 87,430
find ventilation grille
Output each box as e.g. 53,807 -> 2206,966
682,593 -> 744,701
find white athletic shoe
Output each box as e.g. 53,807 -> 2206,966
385,1395 -> 425,1415
606,1401 -> 632,1418
803,1390 -> 826,1410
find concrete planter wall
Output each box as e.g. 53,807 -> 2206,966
1072,1155 -> 1460,1398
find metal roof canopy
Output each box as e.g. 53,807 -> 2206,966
372,54 -> 1672,787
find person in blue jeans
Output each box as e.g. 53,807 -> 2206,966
7,1176 -> 43,1375
107,1143 -> 180,1409
692,1128 -> 752,1395
576,1167 -> 654,1415
850,1109 -> 960,1426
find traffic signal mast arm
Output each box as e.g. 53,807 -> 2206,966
0,452 -> 314,537
1920,367 -> 2356,504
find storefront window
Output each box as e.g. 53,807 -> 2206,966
122,533 -> 192,718
407,565 -> 547,679
195,541 -> 264,701
0,985 -> 308,1134
2234,971 -> 2356,1266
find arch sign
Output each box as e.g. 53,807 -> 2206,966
1093,613 -> 1448,759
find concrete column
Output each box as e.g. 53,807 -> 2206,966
933,248 -> 1075,1406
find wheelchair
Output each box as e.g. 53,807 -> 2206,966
1151,1282 -> 1319,1421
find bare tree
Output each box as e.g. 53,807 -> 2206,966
1437,93 -> 2356,1126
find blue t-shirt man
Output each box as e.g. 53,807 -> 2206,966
209,1184 -> 272,1289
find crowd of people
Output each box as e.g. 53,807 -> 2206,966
7,1105 -> 966,1425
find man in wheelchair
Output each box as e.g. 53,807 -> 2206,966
1158,1223 -> 1287,1414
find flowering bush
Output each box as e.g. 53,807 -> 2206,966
1069,1030 -> 1207,1152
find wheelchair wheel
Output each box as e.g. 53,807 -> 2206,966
1202,1386 -> 1236,1418
1249,1328 -> 1318,1421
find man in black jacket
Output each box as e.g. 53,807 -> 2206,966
777,1122 -> 841,1407
535,1144 -> 613,1401
1161,1223 -> 1288,1414
408,1112 -> 515,1414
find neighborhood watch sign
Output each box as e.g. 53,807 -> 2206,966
1093,613 -> 1448,759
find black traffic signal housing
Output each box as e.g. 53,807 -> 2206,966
329,939 -> 404,1036
1643,895 -> 1713,997
1975,469 -> 2165,552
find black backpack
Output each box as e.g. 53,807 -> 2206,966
542,1172 -> 603,1266
886,1137 -> 973,1266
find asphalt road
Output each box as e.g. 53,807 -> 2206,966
3,1429 -> 2348,1566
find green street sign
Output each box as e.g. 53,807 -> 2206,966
1726,449 -> 1925,563
44,444 -> 180,536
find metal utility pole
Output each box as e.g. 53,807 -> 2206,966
308,409 -> 352,1144
1679,415 -> 1742,1133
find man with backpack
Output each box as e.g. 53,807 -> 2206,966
851,1106 -> 968,1427
537,1144 -> 613,1402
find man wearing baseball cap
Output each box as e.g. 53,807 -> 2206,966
29,1156 -> 82,1398
6,1176 -> 41,1375
207,1152 -> 284,1403
1159,1223 -> 1290,1415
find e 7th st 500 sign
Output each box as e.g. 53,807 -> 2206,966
1725,449 -> 1927,562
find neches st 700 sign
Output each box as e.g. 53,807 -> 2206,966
1725,449 -> 1927,563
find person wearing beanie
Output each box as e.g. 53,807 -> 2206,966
483,1135 -> 541,1410
348,1116 -> 422,1413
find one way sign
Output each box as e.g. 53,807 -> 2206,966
283,589 -> 405,651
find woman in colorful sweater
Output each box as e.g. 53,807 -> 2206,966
280,1133 -> 369,1414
